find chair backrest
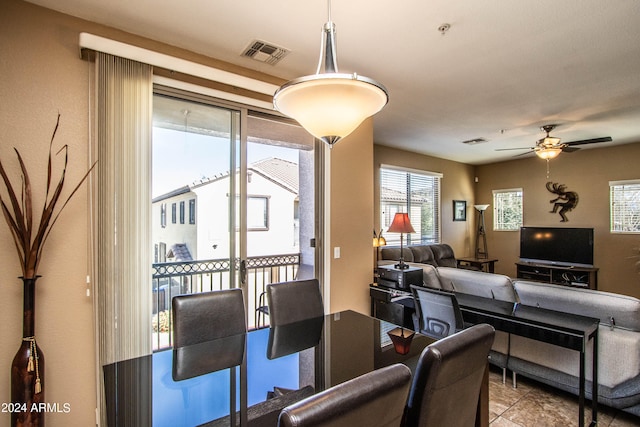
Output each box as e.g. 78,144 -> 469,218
267,279 -> 324,326
278,363 -> 412,427
402,324 -> 495,427
410,285 -> 464,339
172,288 -> 247,348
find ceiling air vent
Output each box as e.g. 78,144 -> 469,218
462,138 -> 487,145
241,40 -> 289,65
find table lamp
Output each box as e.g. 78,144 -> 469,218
373,229 -> 387,280
387,212 -> 415,270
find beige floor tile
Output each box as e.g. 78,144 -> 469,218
487,368 -> 640,427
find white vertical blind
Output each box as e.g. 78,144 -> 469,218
380,166 -> 441,245
95,52 -> 153,366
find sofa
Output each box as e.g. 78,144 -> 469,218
378,244 -> 640,417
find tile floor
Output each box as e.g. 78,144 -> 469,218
488,369 -> 640,427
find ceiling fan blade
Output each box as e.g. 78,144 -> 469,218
565,136 -> 612,146
513,150 -> 535,157
495,147 -> 534,151
562,146 -> 580,153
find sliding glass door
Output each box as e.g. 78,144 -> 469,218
151,89 -> 316,348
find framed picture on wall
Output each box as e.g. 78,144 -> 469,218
453,200 -> 467,221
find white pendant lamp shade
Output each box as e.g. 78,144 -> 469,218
273,2 -> 388,146
274,73 -> 388,145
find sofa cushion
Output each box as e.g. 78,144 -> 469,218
436,267 -> 518,302
379,247 -> 414,263
408,245 -> 437,266
430,244 -> 457,268
513,280 -> 640,331
417,264 -> 443,289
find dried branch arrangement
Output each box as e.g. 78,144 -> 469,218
0,113 -> 96,279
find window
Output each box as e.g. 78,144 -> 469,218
189,199 -> 196,224
248,196 -> 269,230
610,180 -> 640,233
179,201 -> 185,224
171,203 -> 177,224
380,166 -> 442,244
160,203 -> 166,228
493,189 -> 523,231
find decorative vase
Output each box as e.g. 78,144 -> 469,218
11,277 -> 45,427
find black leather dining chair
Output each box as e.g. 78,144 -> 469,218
172,288 -> 247,348
402,323 -> 495,427
278,363 -> 412,427
410,285 -> 464,339
267,279 -> 324,326
256,265 -> 316,328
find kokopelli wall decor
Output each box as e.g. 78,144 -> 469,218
546,182 -> 579,222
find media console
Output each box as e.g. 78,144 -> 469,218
516,262 -> 598,290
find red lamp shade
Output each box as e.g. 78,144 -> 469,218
387,213 -> 415,234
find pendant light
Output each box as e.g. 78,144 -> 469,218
273,0 -> 389,147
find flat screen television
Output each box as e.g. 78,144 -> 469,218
519,227 -> 594,267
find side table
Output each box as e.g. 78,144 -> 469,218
457,257 -> 498,273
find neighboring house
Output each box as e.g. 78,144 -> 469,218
152,157 -> 299,263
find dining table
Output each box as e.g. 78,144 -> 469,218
102,309 -> 489,427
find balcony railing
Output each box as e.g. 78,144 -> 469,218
152,253 -> 300,350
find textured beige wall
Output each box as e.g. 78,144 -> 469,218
475,142 -> 640,298
328,121 -> 375,315
0,1 -> 96,425
373,145 -> 477,257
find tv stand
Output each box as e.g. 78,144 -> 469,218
516,262 -> 598,290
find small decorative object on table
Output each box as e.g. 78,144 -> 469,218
387,327 -> 415,355
0,113 -> 95,426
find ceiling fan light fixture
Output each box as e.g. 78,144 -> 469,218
535,146 -> 562,160
540,136 -> 561,147
273,1 -> 388,147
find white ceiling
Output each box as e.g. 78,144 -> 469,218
27,0 -> 640,165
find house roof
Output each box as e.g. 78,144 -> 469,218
250,157 -> 298,194
153,157 -> 299,202
166,243 -> 192,262
152,185 -> 190,203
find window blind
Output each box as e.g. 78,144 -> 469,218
610,180 -> 640,233
380,166 -> 441,245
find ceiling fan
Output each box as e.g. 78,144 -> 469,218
496,124 -> 612,159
